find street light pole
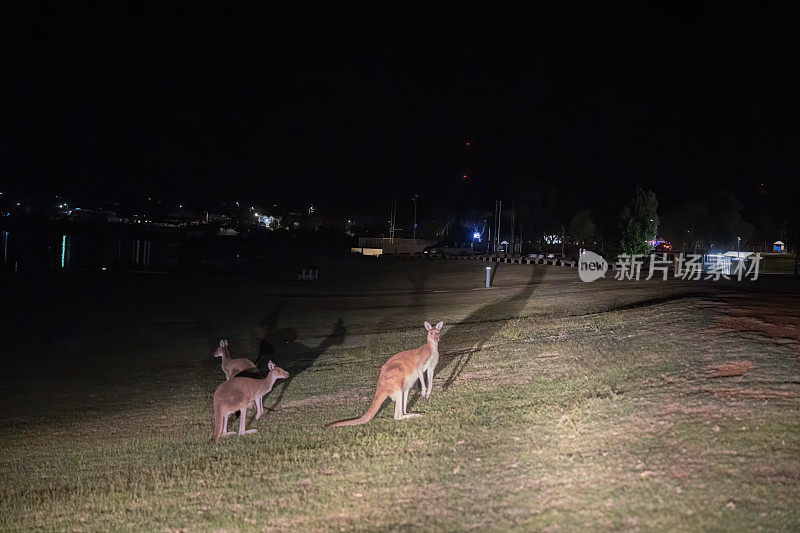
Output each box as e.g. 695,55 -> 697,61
497,200 -> 502,254
412,194 -> 419,240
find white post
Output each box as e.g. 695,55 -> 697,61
485,266 -> 491,288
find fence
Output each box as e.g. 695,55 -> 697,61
357,237 -> 434,255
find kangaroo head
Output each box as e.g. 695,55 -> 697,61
212,339 -> 229,358
424,321 -> 444,343
267,360 -> 290,380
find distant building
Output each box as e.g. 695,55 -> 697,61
257,214 -> 281,229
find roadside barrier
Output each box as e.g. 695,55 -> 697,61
429,254 -> 577,268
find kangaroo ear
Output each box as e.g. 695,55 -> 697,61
424,321 -> 432,331
435,321 -> 444,331
268,361 -> 275,370
219,340 -> 225,347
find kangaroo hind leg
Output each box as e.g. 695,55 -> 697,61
239,408 -> 258,435
393,395 -> 403,420
221,415 -> 234,437
400,388 -> 421,419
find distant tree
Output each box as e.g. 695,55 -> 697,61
707,190 -> 753,249
461,210 -> 491,241
515,181 -> 565,248
619,187 -> 659,256
662,199 -> 710,253
569,210 -> 595,245
430,211 -> 457,240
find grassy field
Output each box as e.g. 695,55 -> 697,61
1,258 -> 799,531
761,253 -> 797,274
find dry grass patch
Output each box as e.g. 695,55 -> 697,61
705,361 -> 753,378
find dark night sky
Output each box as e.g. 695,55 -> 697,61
2,4 -> 798,216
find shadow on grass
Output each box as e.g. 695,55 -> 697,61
400,263 -> 544,411
437,263 -> 543,391
254,301 -> 347,411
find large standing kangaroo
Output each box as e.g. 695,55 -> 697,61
326,321 -> 442,428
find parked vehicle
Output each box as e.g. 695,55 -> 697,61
423,243 -> 474,256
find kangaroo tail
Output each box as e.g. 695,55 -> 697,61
325,387 -> 389,428
210,402 -> 225,443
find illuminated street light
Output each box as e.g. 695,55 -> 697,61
411,194 -> 419,239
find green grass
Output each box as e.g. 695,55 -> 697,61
761,254 -> 797,274
1,265 -> 799,531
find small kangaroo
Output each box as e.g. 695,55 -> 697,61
326,321 -> 443,428
212,339 -> 257,380
211,361 -> 289,443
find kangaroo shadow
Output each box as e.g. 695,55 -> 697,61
436,263 -> 544,392
254,301 -> 347,411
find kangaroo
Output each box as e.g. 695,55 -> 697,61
326,321 -> 443,428
211,361 -> 289,443
212,339 -> 257,380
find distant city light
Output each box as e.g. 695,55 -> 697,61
473,232 -> 481,239
179,204 -> 183,208
462,174 -> 468,179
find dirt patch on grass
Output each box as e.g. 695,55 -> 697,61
705,361 -> 752,378
706,295 -> 800,353
715,316 -> 800,345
